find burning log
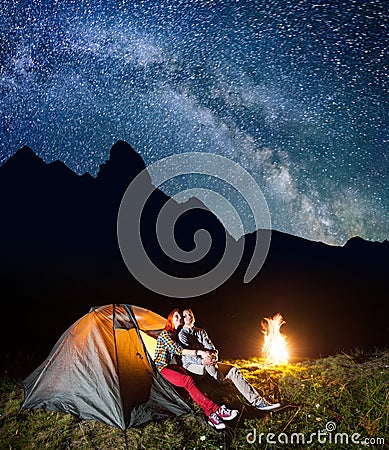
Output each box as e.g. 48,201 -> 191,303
261,313 -> 289,366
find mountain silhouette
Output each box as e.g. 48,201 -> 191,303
0,142 -> 387,375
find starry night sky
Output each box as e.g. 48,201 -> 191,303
1,0 -> 387,245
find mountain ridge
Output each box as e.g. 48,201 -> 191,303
1,143 -> 385,247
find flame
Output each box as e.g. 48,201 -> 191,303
261,313 -> 289,366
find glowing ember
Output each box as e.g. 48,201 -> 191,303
261,313 -> 289,366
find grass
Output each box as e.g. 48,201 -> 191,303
1,349 -> 388,449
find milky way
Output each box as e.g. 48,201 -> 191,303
1,0 -> 387,245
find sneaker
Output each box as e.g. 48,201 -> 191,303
208,412 -> 226,429
216,404 -> 239,421
255,399 -> 281,411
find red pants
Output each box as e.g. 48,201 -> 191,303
161,364 -> 219,417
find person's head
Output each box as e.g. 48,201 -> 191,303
182,308 -> 195,328
164,309 -> 183,332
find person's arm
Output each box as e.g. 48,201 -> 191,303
178,328 -> 196,348
182,348 -> 209,358
159,331 -> 208,358
198,329 -> 218,356
164,331 -> 184,355
155,330 -> 183,357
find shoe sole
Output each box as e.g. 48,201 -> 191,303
208,421 -> 226,430
257,403 -> 281,411
219,410 -> 239,421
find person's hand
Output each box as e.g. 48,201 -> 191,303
199,350 -> 217,366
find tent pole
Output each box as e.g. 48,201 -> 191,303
113,304 -> 130,443
123,429 -> 129,450
15,403 -> 24,421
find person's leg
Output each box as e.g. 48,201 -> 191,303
217,364 -> 281,410
223,365 -> 262,405
186,363 -> 206,376
186,362 -> 224,381
205,364 -> 225,381
160,365 -> 219,416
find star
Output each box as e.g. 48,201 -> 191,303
0,0 -> 387,245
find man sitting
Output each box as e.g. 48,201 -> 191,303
178,308 -> 281,411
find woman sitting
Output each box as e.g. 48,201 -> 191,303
154,309 -> 238,429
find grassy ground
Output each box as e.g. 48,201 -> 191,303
0,349 -> 388,449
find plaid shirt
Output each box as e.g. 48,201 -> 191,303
154,330 -> 183,370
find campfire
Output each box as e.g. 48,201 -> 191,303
261,313 -> 289,366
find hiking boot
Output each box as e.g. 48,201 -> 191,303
255,399 -> 281,411
208,412 -> 226,429
216,404 -> 239,421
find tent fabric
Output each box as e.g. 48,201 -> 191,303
23,304 -> 194,430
